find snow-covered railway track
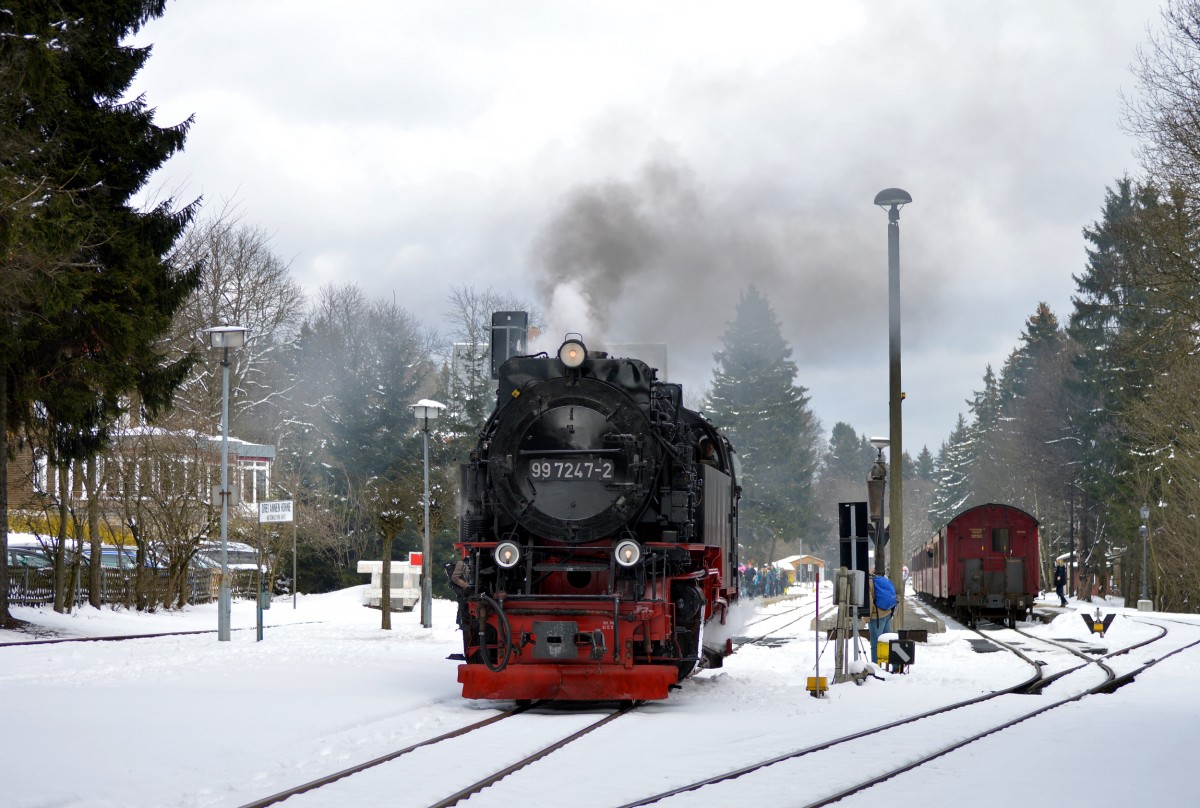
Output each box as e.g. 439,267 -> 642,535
618,619 -> 1200,807
987,619 -> 1166,693
972,623 -> 1116,693
0,622 -> 324,647
734,602 -> 818,650
240,701 -> 638,808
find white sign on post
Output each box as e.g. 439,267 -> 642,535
258,500 -> 294,523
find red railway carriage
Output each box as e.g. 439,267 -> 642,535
910,503 -> 1039,628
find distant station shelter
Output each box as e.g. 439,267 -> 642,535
777,554 -> 825,587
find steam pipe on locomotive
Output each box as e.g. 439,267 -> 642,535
454,322 -> 741,702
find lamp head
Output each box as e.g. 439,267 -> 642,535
867,477 -> 886,521
873,188 -> 912,209
1140,504 -> 1150,521
411,399 -> 446,422
204,325 -> 248,350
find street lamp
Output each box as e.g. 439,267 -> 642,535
204,325 -> 248,642
1138,503 -> 1151,612
867,437 -> 889,575
874,188 -> 912,603
412,399 -> 445,629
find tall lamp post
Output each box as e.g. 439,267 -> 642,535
412,399 -> 445,629
205,325 -> 248,641
867,438 -> 889,575
1138,503 -> 1151,612
874,188 -> 912,611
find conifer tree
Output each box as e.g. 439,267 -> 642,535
704,286 -> 821,563
994,303 -> 1072,534
967,365 -> 1005,502
1000,302 -> 1063,406
930,414 -> 973,529
1069,179 -> 1155,483
823,422 -> 876,482
281,285 -> 439,586
914,446 -> 935,482
1,2 -> 198,621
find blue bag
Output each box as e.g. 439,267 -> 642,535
873,575 -> 897,611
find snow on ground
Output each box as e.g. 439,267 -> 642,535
1,586 -> 1196,807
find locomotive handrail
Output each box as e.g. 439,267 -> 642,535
517,447 -> 623,455
532,561 -> 608,571
497,594 -> 665,604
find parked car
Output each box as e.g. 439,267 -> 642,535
6,535 -> 56,568
87,546 -> 142,570
8,539 -> 152,571
8,546 -> 53,569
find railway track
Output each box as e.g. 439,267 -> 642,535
615,611 -> 1198,807
797,616 -> 1200,807
974,614 -> 1161,691
0,622 -> 323,648
734,596 -> 819,650
240,701 -> 639,807
0,619 -> 331,648
237,598 -> 809,807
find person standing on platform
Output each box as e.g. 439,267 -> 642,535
449,554 -> 475,626
867,573 -> 897,663
1054,560 -> 1068,607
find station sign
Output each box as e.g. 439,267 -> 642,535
258,500 -> 294,523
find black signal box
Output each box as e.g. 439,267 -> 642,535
888,639 -> 916,673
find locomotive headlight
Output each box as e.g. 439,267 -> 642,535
494,541 -> 521,569
614,539 -> 642,568
558,338 -> 587,368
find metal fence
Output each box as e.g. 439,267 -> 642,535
6,566 -> 264,610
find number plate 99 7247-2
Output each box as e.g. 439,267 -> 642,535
529,458 -> 614,481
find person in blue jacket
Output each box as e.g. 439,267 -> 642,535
867,574 -> 897,663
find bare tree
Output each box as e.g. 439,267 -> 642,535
164,203 -> 306,439
364,472 -> 423,630
106,423 -> 216,611
442,285 -> 538,435
1126,0 -> 1200,195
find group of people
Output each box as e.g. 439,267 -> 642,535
738,562 -> 787,598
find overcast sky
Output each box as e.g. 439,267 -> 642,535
130,0 -> 1162,457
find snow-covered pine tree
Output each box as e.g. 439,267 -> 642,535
930,414 -> 973,529
703,286 -> 821,564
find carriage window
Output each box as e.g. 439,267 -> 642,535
992,528 -> 1010,553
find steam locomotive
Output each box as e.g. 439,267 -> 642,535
454,317 -> 740,701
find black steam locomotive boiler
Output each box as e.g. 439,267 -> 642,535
455,315 -> 740,701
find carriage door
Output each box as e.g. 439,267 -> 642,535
963,558 -> 983,600
1006,559 -> 1025,595
982,527 -> 1010,608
